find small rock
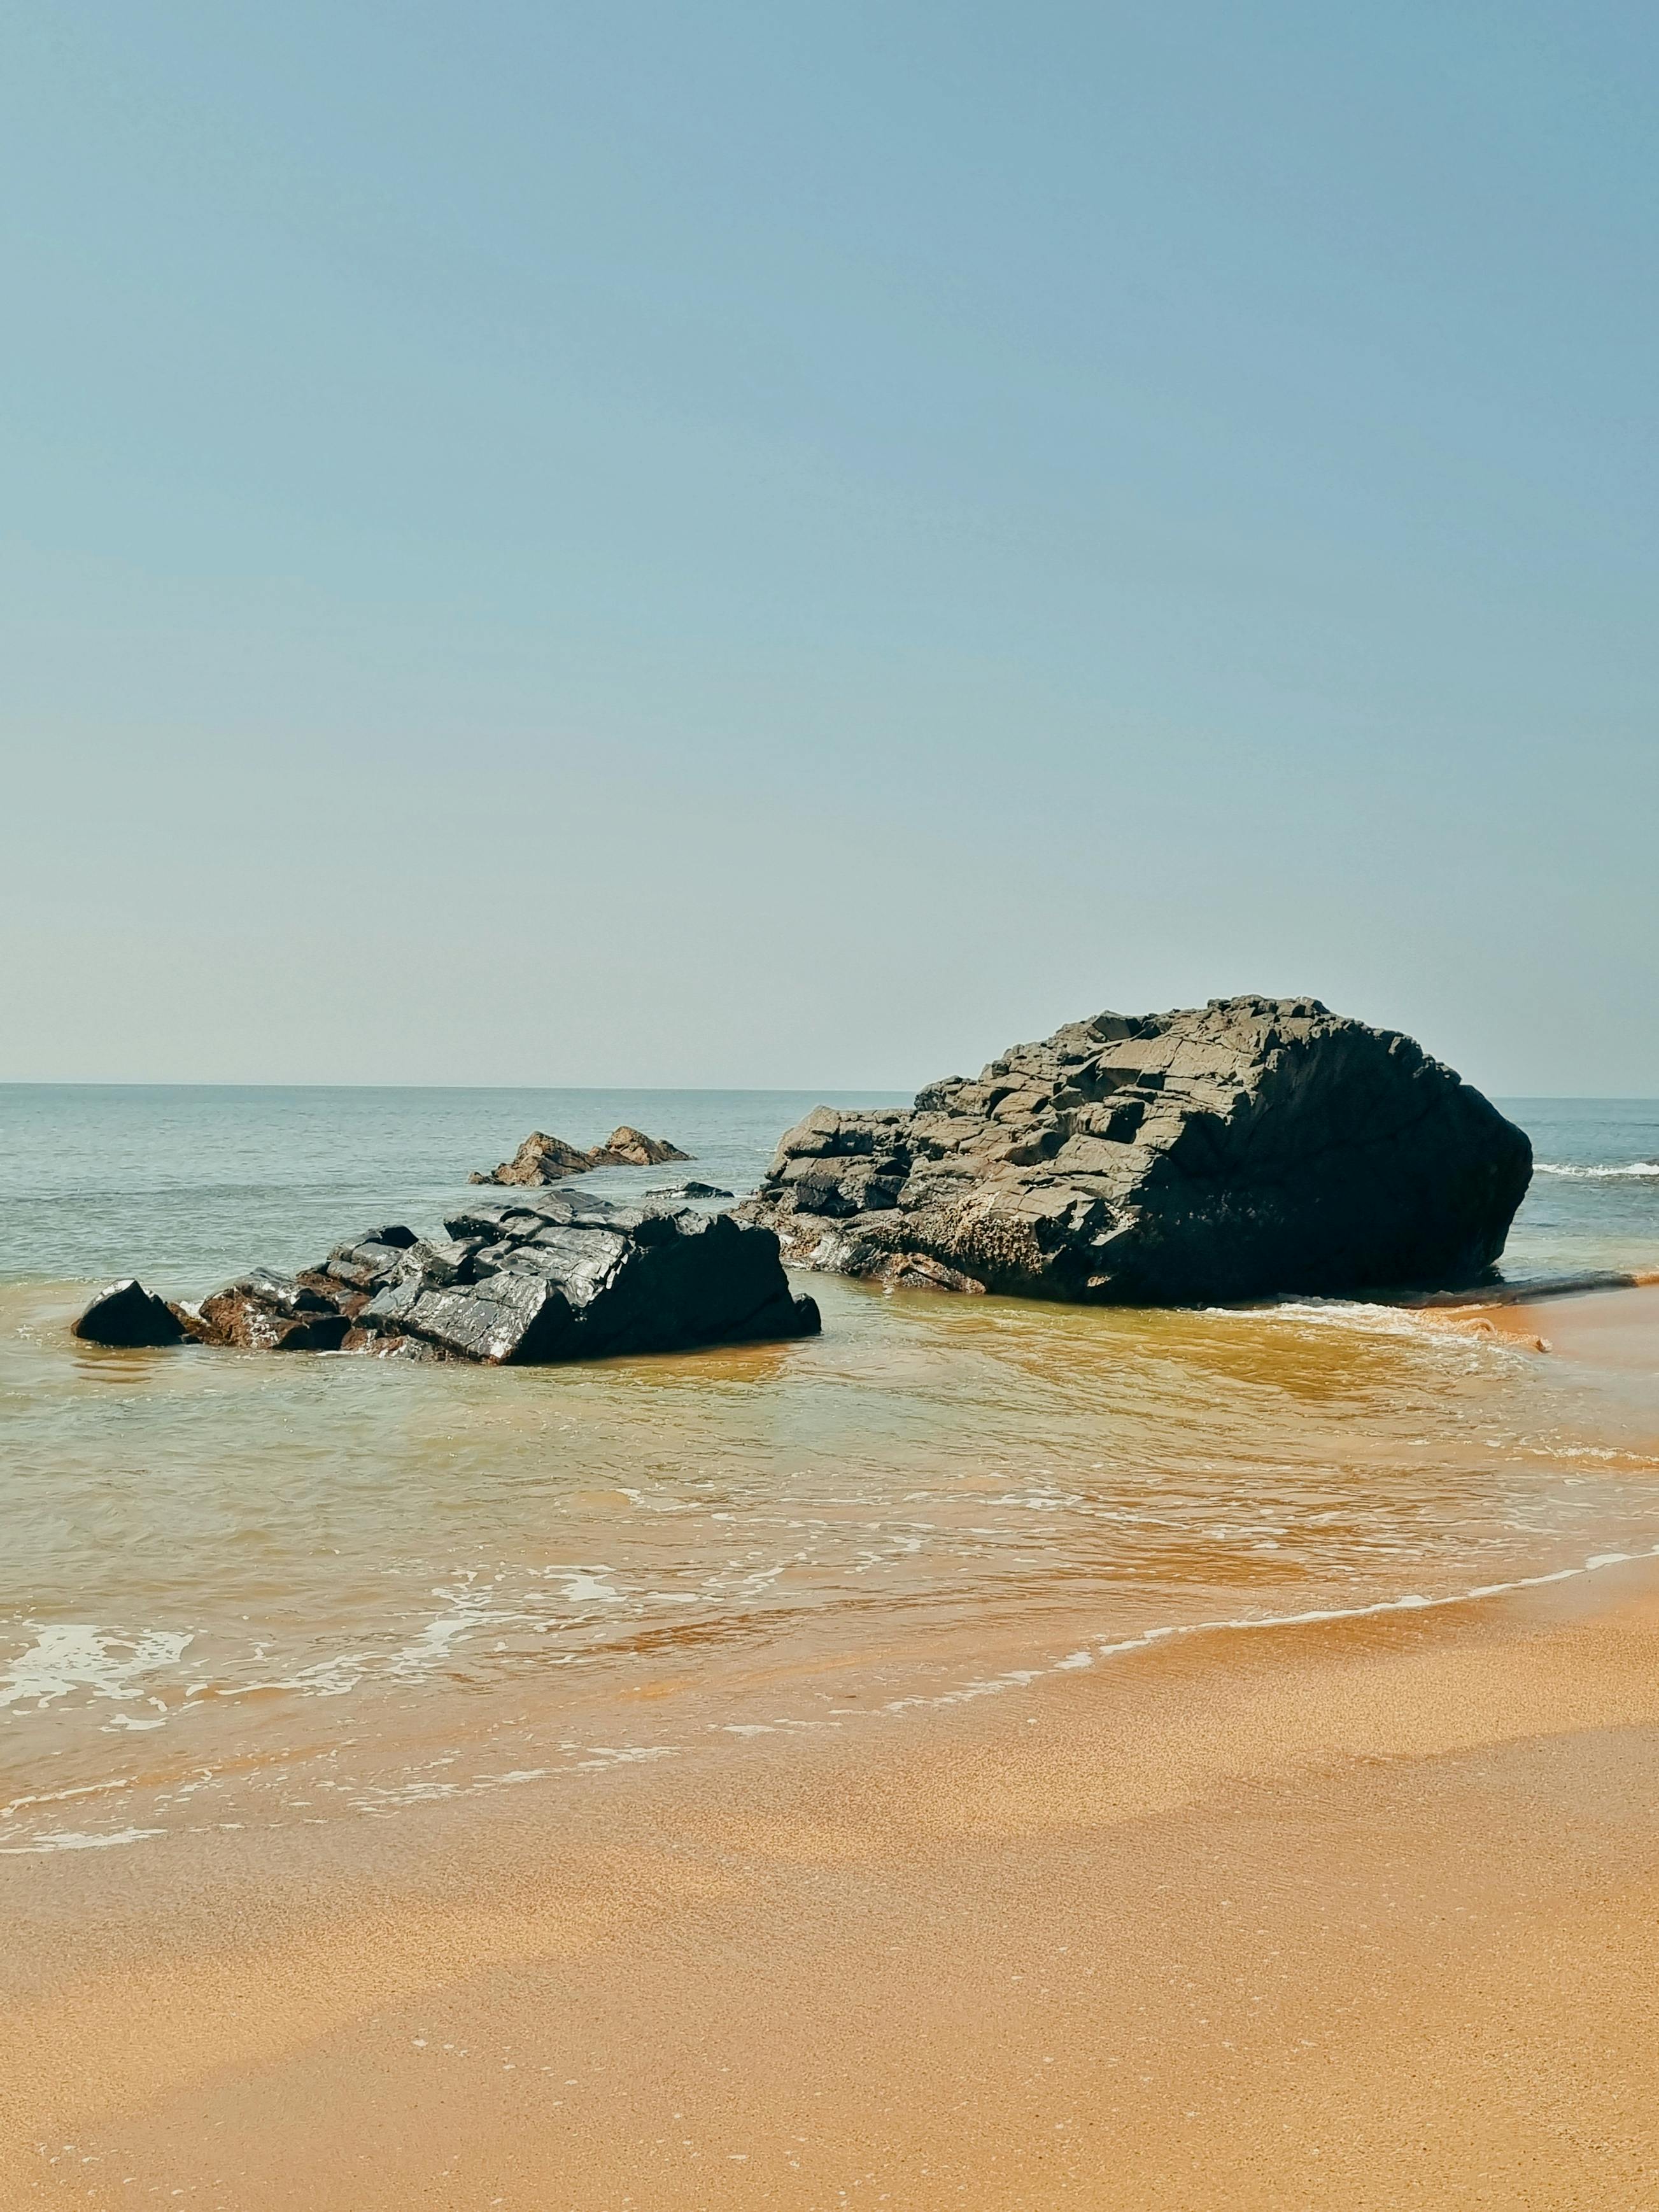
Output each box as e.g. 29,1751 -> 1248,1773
71,1279 -> 188,1348
469,1133 -> 597,1187
192,1276 -> 352,1352
586,1126 -> 693,1168
644,1181 -> 735,1200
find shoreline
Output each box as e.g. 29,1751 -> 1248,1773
4,1267 -> 1658,2203
7,1548 -> 1659,2206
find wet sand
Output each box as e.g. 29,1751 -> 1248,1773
5,1533 -> 1659,2209
1422,1276 -> 1659,1356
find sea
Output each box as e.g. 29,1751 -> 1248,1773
3,1087 -> 1658,1859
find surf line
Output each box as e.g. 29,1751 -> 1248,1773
872,1541 -> 1659,1716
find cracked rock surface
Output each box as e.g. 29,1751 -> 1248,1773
469,1125 -> 691,1187
740,996 -> 1532,1304
73,1195 -> 819,1365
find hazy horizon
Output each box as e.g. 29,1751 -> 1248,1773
4,4 -> 1655,1096
2,1078 -> 1655,1106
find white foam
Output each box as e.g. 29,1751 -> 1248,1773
0,1775 -> 136,1821
388,1579 -> 512,1679
573,1744 -> 679,1768
1536,1160 -> 1659,1180
1201,1298 -> 1481,1345
215,1652 -> 372,1701
0,1624 -> 192,1714
560,1574 -> 622,1604
0,1826 -> 166,1855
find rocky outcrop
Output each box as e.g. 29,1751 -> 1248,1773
472,1134 -> 592,1185
71,1279 -> 188,1348
469,1126 -> 691,1186
351,1190 -> 812,1362
73,1196 -> 818,1365
590,1126 -> 691,1168
742,996 -> 1533,1305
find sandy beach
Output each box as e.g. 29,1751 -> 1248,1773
6,1462 -> 1659,2207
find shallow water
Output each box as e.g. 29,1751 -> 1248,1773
3,1087 -> 1658,1856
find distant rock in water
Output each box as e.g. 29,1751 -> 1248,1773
590,1125 -> 693,1168
470,1133 -> 594,1185
71,1279 -> 188,1348
742,996 -> 1533,1305
470,1125 -> 692,1186
646,1180 -> 735,1201
72,1195 -> 817,1367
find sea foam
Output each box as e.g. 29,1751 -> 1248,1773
1535,1160 -> 1659,1180
0,1624 -> 193,1714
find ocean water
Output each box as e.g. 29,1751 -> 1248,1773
1500,1097 -> 1659,1277
3,1087 -> 1658,1858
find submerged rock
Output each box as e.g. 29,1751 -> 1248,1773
88,1196 -> 818,1367
645,1180 -> 735,1200
742,996 -> 1533,1305
469,1125 -> 691,1186
71,1279 -> 188,1348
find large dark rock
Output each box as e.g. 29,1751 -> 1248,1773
106,1196 -> 817,1366
376,1189 -> 817,1362
71,1279 -> 188,1348
470,1125 -> 692,1186
742,996 -> 1533,1304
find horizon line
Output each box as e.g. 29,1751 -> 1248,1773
1,1080 -> 1655,1104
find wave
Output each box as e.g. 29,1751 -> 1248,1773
11,1540 -> 1659,1853
1535,1160 -> 1659,1180
878,1540 -> 1659,1716
1202,1297 -> 1522,1350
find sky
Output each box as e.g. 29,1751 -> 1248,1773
2,1 -> 1655,1093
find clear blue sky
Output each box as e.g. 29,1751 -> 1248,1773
3,2 -> 1654,1091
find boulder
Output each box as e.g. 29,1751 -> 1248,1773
71,1279 -> 188,1348
469,1126 -> 692,1185
99,1193 -> 818,1367
741,996 -> 1533,1304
